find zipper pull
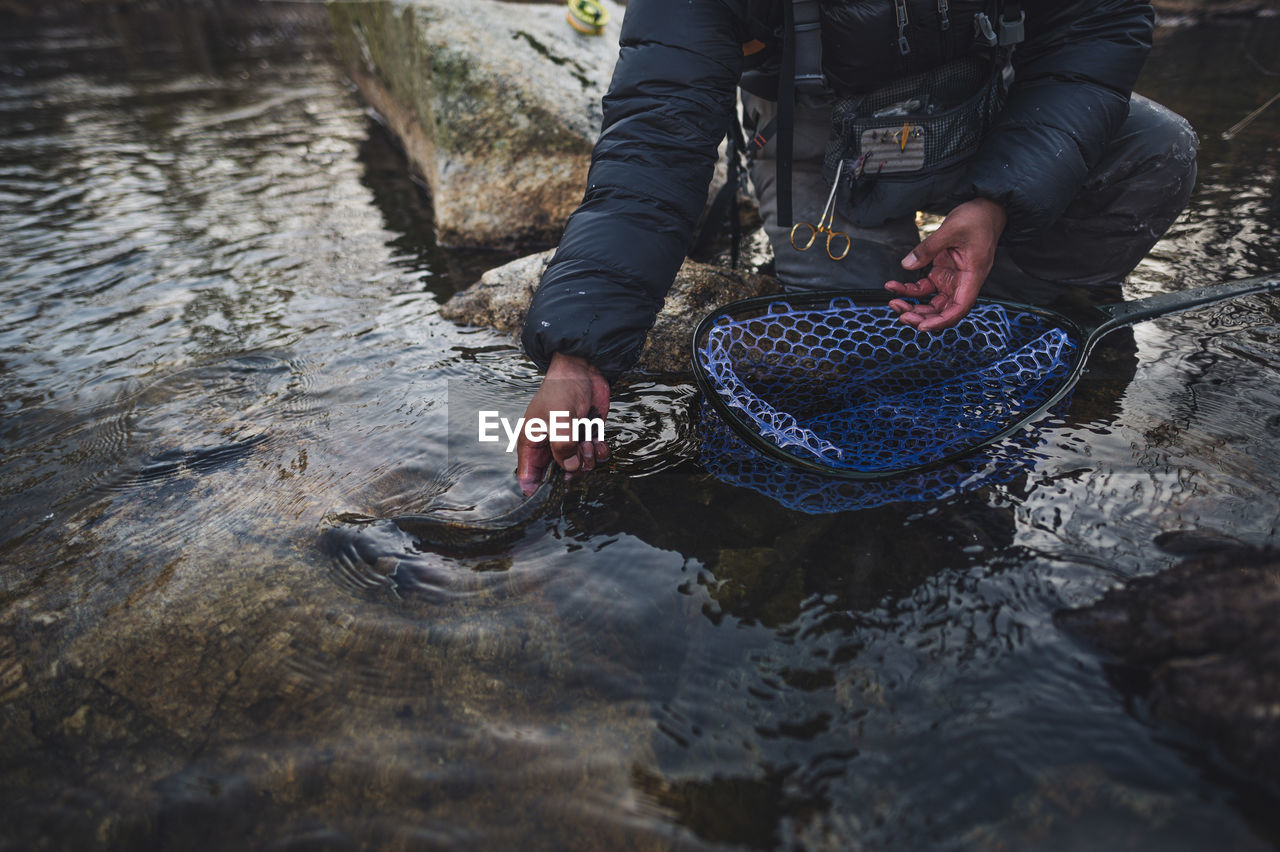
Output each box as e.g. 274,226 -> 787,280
973,12 -> 997,47
894,0 -> 912,56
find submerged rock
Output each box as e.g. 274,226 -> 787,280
327,0 -> 624,249
439,249 -> 780,374
1152,0 -> 1280,19
1057,540 -> 1280,783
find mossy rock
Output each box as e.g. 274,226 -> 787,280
327,0 -> 625,249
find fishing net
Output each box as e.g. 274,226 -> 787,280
698,403 -> 1053,514
692,277 -> 1280,510
694,292 -> 1077,479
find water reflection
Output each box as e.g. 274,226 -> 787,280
0,3 -> 1278,850
1135,20 -> 1280,291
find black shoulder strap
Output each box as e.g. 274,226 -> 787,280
776,0 -> 824,229
777,0 -> 796,228
792,0 -> 824,93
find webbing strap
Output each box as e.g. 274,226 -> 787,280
749,116 -> 777,155
729,109 -> 742,269
776,0 -> 825,229
792,0 -> 824,94
776,0 -> 797,227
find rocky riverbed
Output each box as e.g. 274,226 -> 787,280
1058,537 -> 1280,786
1,1 -> 1279,848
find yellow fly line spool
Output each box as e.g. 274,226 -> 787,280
566,0 -> 609,35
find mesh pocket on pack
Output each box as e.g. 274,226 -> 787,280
822,54 -> 1006,181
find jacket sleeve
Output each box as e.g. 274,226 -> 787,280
957,0 -> 1155,243
521,0 -> 745,380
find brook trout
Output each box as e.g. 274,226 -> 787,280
374,473 -> 565,555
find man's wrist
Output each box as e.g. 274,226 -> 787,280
547,352 -> 603,382
969,197 -> 1008,236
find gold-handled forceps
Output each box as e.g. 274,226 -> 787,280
789,159 -> 852,261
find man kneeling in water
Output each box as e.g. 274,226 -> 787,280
514,0 -> 1198,493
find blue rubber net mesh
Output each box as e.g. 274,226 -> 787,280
697,297 -> 1078,474
699,403 -> 1060,514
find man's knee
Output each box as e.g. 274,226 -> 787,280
1009,97 -> 1199,287
1090,94 -> 1199,213
1127,94 -> 1197,162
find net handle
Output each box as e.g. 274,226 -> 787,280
1095,273 -> 1280,332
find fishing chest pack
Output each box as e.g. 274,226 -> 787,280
737,0 -> 1026,230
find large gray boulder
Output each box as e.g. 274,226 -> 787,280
440,249 -> 780,374
327,0 -> 624,249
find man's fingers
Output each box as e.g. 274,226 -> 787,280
885,278 -> 936,298
891,201 -> 998,332
516,441 -> 551,496
917,301 -> 972,331
555,443 -> 580,471
551,434 -> 596,473
523,412 -> 609,480
896,296 -> 936,313
902,229 -> 945,270
516,355 -> 613,490
891,295 -> 944,314
915,277 -> 979,331
916,309 -> 963,332
889,298 -> 929,322
886,277 -> 937,326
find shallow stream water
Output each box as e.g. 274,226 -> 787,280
1,4 -> 1279,849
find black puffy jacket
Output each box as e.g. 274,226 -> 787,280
522,0 -> 1154,381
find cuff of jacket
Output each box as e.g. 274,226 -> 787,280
521,257 -> 669,382
520,181 -> 699,380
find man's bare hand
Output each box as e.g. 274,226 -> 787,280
884,198 -> 1007,332
515,353 -> 611,496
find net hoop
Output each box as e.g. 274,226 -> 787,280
691,289 -> 1091,481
